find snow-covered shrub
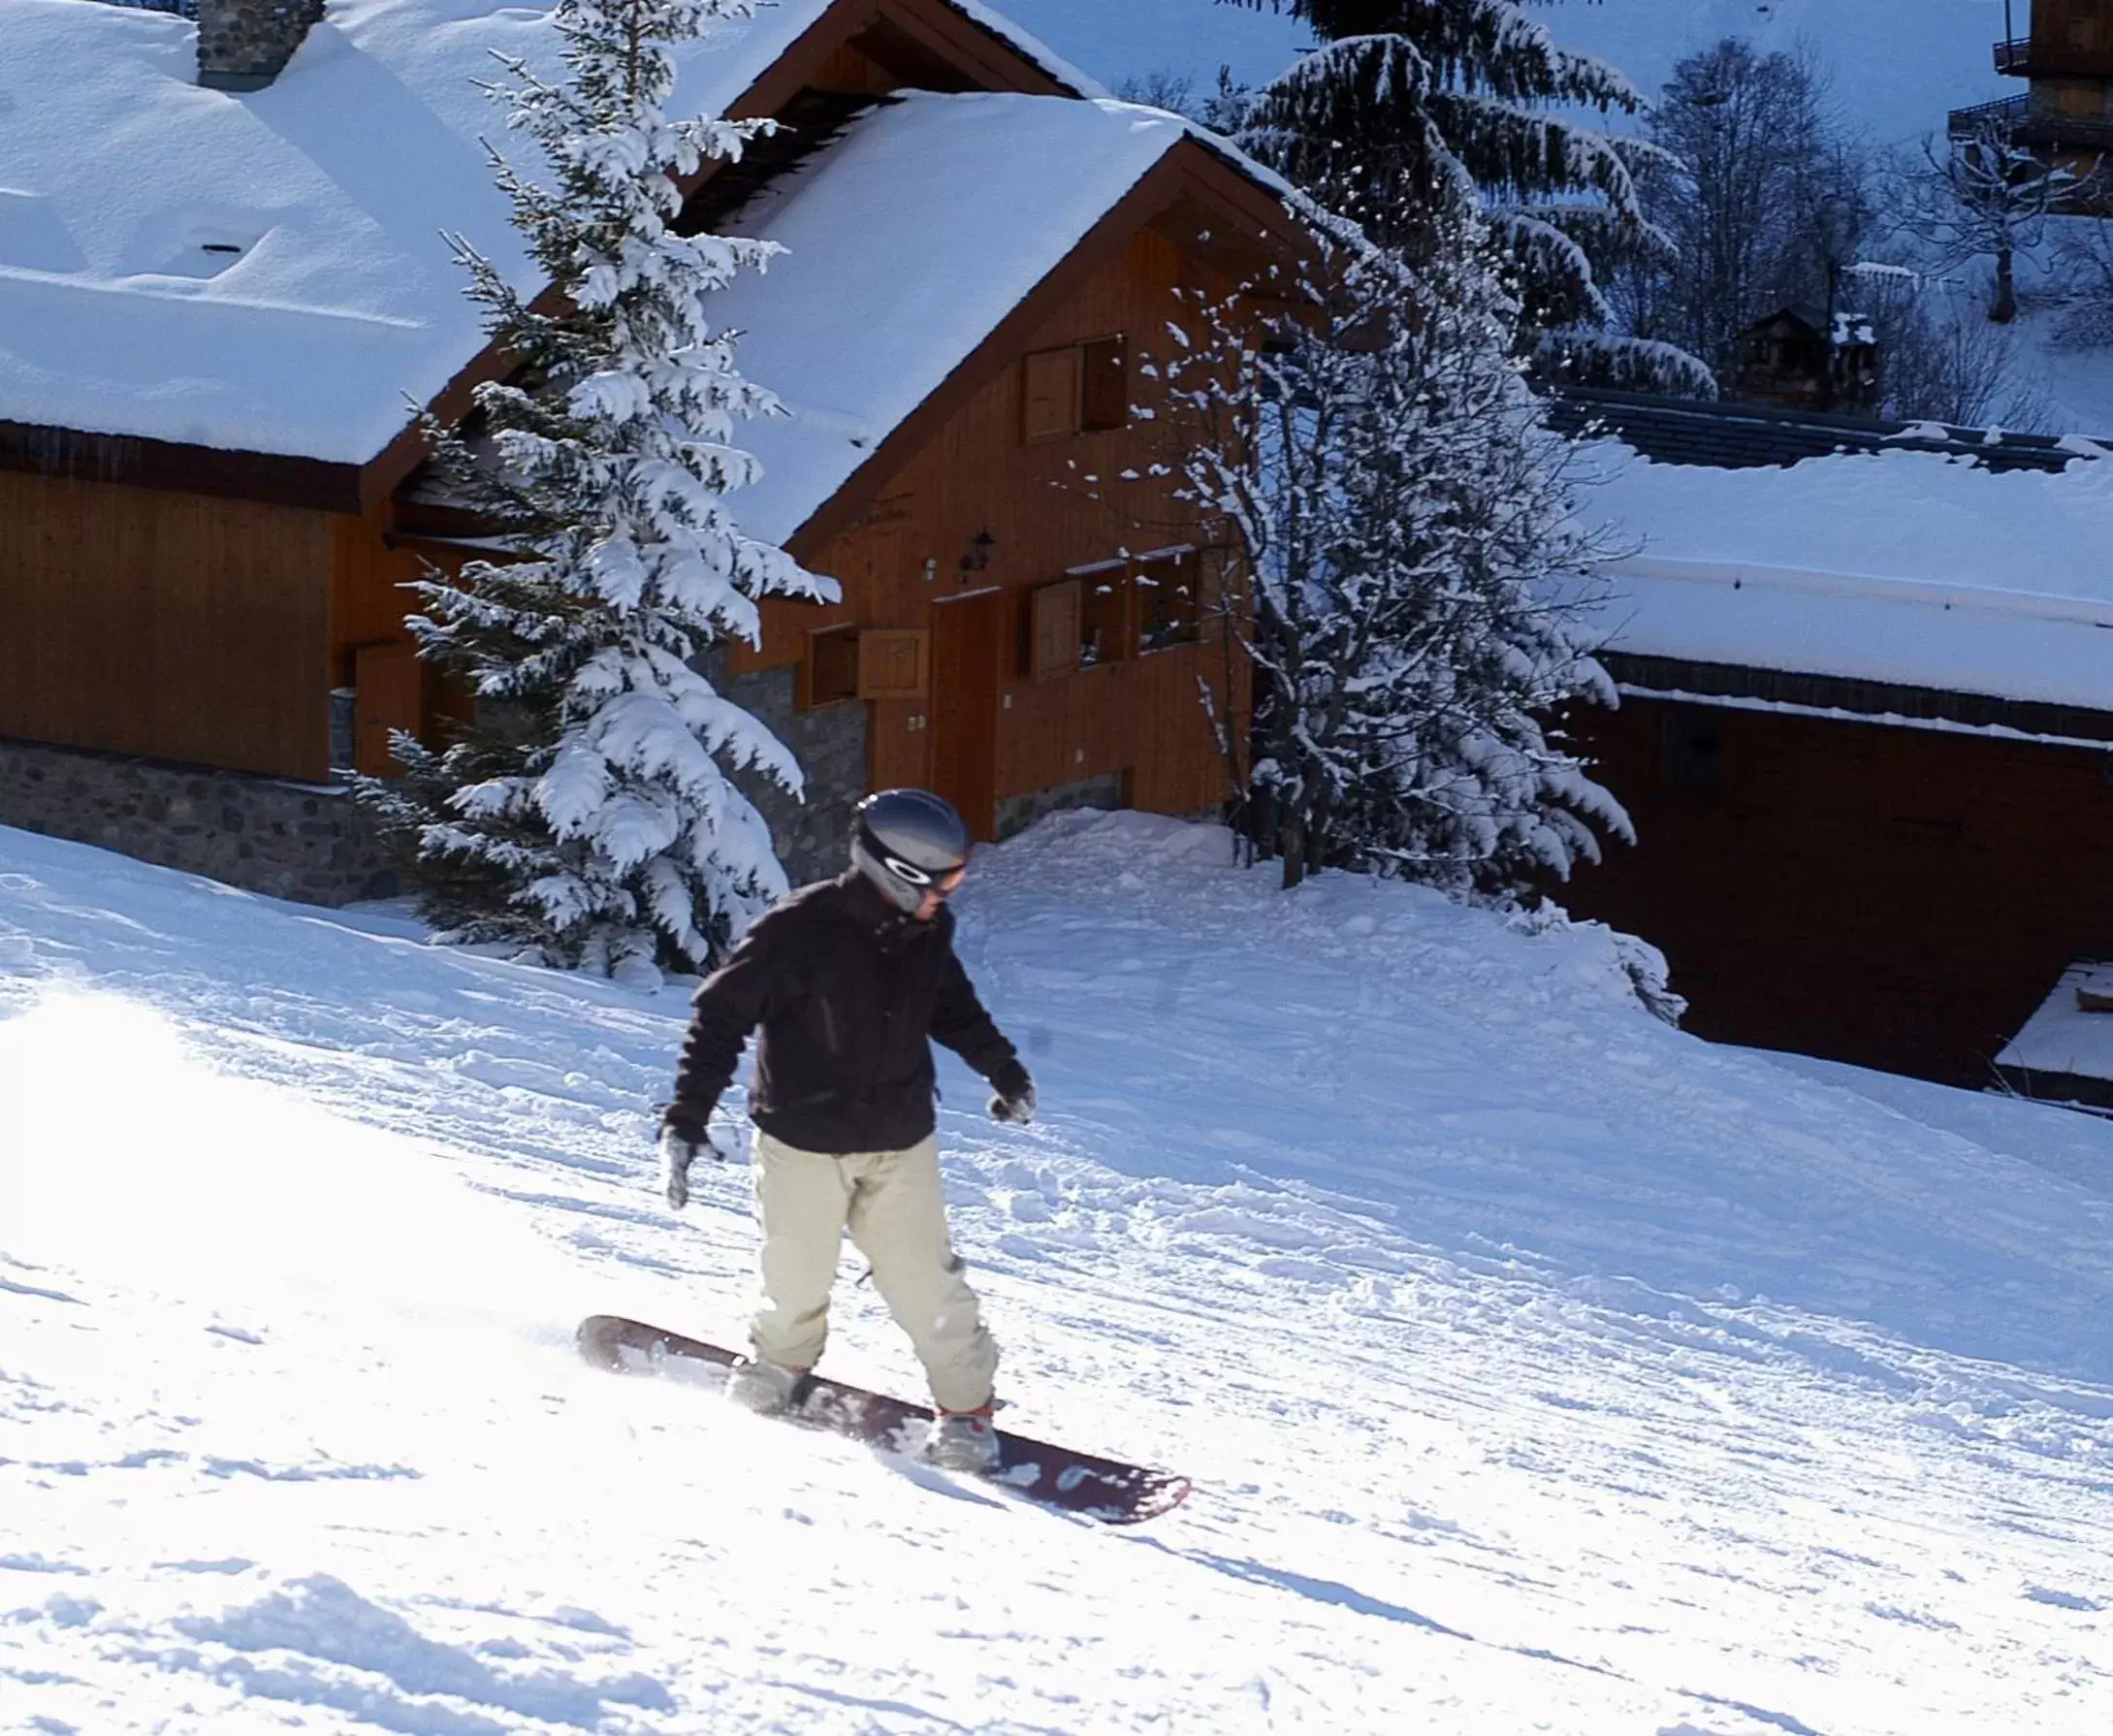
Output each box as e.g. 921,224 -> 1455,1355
359,0 -> 836,977
1148,221 -> 1631,894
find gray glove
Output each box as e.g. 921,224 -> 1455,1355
658,1123 -> 735,1210
987,1077 -> 1036,1126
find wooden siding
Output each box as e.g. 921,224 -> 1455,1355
329,513 -> 437,776
0,469 -> 333,779
329,513 -> 428,678
2033,0 -> 2113,74
742,223 -> 1248,835
1560,693 -> 2113,1084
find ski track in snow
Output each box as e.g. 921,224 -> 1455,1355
2,815 -> 2111,1733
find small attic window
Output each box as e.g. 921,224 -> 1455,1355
1021,336 -> 1129,441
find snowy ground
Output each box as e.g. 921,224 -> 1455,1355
4,812 -> 2112,1734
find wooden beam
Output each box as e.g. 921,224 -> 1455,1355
868,0 -> 1078,98
0,419 -> 366,514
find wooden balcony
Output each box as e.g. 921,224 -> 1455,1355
1948,91 -> 2113,149
1995,34 -> 2033,74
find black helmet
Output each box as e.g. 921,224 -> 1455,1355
850,788 -> 971,914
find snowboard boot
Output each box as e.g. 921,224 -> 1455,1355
926,1404 -> 1000,1474
724,1358 -> 806,1417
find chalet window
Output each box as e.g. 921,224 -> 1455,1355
1134,551 -> 1201,653
1029,580 -> 1081,681
804,625 -> 861,708
1080,569 -> 1130,666
1081,336 -> 1129,432
1022,336 -> 1128,441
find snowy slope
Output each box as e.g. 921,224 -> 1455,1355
990,0 -> 2008,144
1526,0 -> 2009,145
989,0 -> 1317,93
4,814 -> 2112,1733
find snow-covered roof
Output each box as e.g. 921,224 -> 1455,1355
0,0 -> 1098,466
1999,962 -> 2113,1088
1583,440 -> 2113,714
711,91 -> 1260,545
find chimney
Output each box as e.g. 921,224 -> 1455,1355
197,0 -> 327,92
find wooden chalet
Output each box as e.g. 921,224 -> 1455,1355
1953,0 -> 2113,209
1730,305 -> 1881,416
1548,388 -> 2113,1089
0,0 -> 1302,901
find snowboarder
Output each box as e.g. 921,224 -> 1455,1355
656,788 -> 1036,1472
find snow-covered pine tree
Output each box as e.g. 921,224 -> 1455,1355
359,0 -> 836,980
1151,218 -> 1630,892
1223,0 -> 1711,394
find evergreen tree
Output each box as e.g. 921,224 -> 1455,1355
1151,219 -> 1630,893
359,0 -> 835,980
1225,0 -> 1710,393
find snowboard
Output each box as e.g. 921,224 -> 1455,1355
575,1314 -> 1191,1526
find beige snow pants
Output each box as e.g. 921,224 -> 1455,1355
748,1130 -> 999,1414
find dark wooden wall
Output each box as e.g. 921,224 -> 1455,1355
1562,692 -> 2113,1083
744,221 -> 1248,835
2033,0 -> 2113,74
0,469 -> 334,780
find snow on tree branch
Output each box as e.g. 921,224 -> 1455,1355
359,0 -> 836,981
1139,214 -> 1632,894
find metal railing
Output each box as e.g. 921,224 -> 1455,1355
1948,94 -> 2029,138
1994,35 -> 2032,75
1947,92 -> 2113,148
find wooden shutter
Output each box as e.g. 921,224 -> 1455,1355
1080,335 -> 1128,432
1022,346 -> 1081,441
857,628 -> 929,700
352,641 -> 423,778
1030,580 -> 1082,681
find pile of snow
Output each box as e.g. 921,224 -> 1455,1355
4,812 -> 2112,1732
1582,439 -> 2113,710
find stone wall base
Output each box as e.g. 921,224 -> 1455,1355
715,663 -> 868,889
996,772 -> 1131,841
0,736 -> 397,907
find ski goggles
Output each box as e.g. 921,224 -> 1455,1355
882,855 -> 969,896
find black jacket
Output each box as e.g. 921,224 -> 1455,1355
664,871 -> 1028,1155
